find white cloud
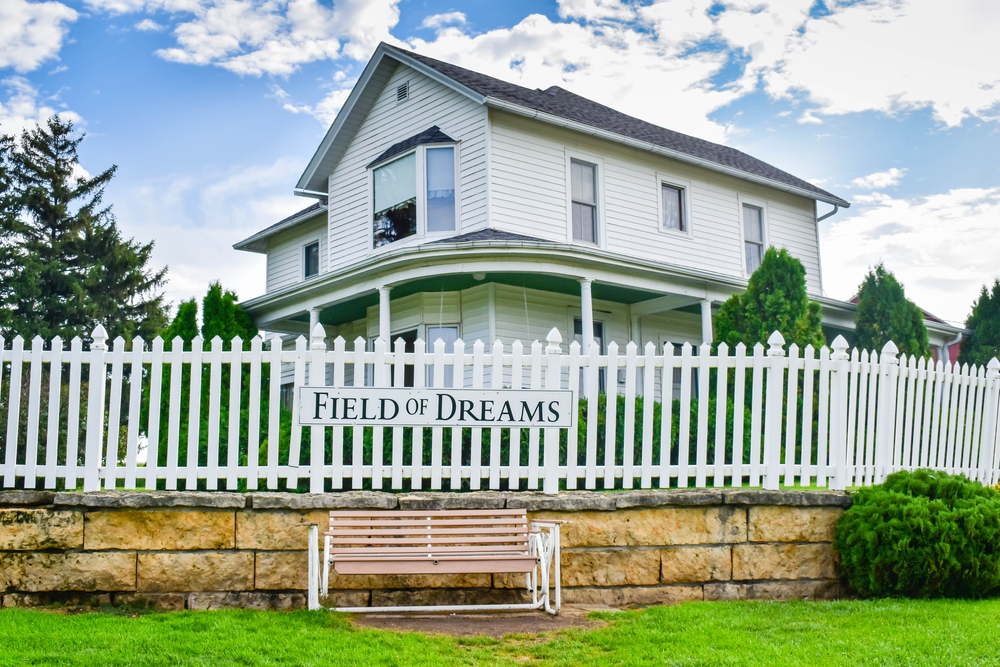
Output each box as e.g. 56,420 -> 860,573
851,168 -> 907,190
0,0 -> 77,73
111,157 -> 306,306
821,187 -> 1000,324
420,12 -> 466,30
0,76 -> 81,138
84,0 -> 402,76
135,18 -> 165,31
282,85 -> 352,126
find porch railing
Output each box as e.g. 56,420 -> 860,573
1,324 -> 997,494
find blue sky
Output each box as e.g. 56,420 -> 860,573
2,0 -> 999,327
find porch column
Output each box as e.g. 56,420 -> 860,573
700,299 -> 713,345
379,285 -> 391,342
580,279 -> 594,352
308,307 -> 322,349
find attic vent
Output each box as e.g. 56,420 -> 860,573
396,82 -> 409,103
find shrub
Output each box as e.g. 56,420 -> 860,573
834,469 -> 1000,598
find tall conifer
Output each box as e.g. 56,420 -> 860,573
854,263 -> 929,358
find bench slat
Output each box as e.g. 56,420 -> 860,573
329,509 -> 526,518
329,527 -> 528,537
328,518 -> 529,528
328,544 -> 530,554
334,556 -> 538,575
328,535 -> 529,546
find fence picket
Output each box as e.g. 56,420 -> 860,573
226,337 -> 244,490
784,344 -> 800,486
528,339 -> 544,490
144,337 -> 164,490
815,346 -> 830,487
695,342 -> 710,488
677,343 -> 693,488
585,341 -> 600,489
800,345 -> 816,487
205,337 -> 223,490
124,338 -> 143,490
44,337 -> 63,489
265,336 -> 282,489
732,343 -> 747,487
863,350 -> 879,486
748,343 -> 764,488
945,362 -> 962,474
623,342 -> 638,488
509,340 -> 524,490
103,337 -> 126,490
430,337 -> 445,490
412,338 -> 426,489
470,339 -> 485,490
659,343 -> 676,488
489,340 -> 504,490
968,365 -> 986,477
286,336 -> 306,487
247,336 -> 262,490
641,341 -> 656,489
845,349 -> 860,487
371,336 -> 385,489
3,337 -> 24,489
188,337 -> 204,490
603,341 -> 620,489
165,337 -> 184,490
901,355 -> 918,471
713,344 -> 729,488
331,336 -> 346,489
23,337 -> 44,488
566,340 -> 582,489
309,328 -> 326,494
83,327 -> 109,492
352,337 -> 366,490
450,338 -> 466,489
391,336 -> 406,489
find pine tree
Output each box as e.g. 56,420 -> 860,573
714,247 -> 825,350
959,281 -> 1000,367
854,263 -> 929,358
161,298 -> 199,348
201,281 -> 257,348
0,116 -> 167,344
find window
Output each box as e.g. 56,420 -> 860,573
571,159 -> 598,243
371,146 -> 457,249
303,241 -> 319,278
574,317 -> 606,393
373,153 -> 417,248
743,203 -> 764,274
427,326 -> 460,387
662,184 -> 685,232
366,329 -> 418,387
425,147 -> 456,232
668,345 -> 699,401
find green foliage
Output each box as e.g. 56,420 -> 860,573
960,280 -> 1000,367
714,247 -> 825,350
834,469 -> 1000,598
161,299 -> 199,348
201,281 -> 257,349
0,117 -> 167,344
854,263 -> 929,358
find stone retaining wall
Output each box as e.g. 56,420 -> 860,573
0,489 -> 850,611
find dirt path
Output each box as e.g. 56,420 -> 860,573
349,605 -> 611,637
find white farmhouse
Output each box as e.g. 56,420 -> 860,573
234,43 -> 962,393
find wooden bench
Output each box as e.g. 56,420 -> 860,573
304,509 -> 563,614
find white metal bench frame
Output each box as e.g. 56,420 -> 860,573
304,510 -> 563,615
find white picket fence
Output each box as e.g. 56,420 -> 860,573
1,324 -> 998,494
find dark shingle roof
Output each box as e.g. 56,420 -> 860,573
367,126 -> 455,168
385,44 -> 848,207
427,229 -> 552,244
233,202 -> 325,252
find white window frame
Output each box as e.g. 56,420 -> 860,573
737,195 -> 769,277
656,172 -> 692,238
367,142 -> 461,254
300,236 -> 321,281
565,150 -> 606,248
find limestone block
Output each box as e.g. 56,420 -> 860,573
137,552 -> 253,592
748,506 -> 842,543
560,550 -> 660,587
85,510 -> 235,550
660,546 -> 732,584
0,509 -> 83,550
0,491 -> 54,506
529,507 -> 745,548
236,510 -> 327,550
54,491 -> 246,508
249,492 -> 396,510
0,552 -> 136,592
188,592 -> 308,611
398,492 -> 507,510
732,544 -> 837,581
1,592 -> 111,607
704,583 -> 746,601
615,490 -> 723,508
255,551 -> 318,590
746,580 -> 842,601
114,593 -> 187,611
507,493 -> 617,511
722,489 -> 851,507
371,587 -> 527,607
320,590 -> 372,609
562,585 -> 702,607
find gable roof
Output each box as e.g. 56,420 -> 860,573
367,126 -> 455,168
233,202 -> 326,253
297,43 -> 849,208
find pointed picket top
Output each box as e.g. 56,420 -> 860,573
473,339 -> 485,354
625,340 -> 638,355
113,336 -> 126,349
31,335 -> 44,349
51,336 -> 63,350
804,344 -> 815,358
373,336 -> 385,353
353,336 -> 366,352
988,358 -> 1000,379
512,339 -> 523,355
171,335 -> 185,351
644,341 -> 656,356
753,341 -> 765,355
788,343 -> 800,359
831,335 -> 849,360
735,342 -> 746,355
91,324 -> 109,350
766,331 -> 785,357
545,327 -> 562,354
881,340 -> 899,364
211,335 -> 223,345
12,335 -> 24,347
718,342 -> 730,356
493,339 -> 504,353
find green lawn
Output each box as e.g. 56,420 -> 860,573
1,599 -> 998,667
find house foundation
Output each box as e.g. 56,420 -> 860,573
0,489 -> 849,611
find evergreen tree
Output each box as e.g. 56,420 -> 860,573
0,116 -> 167,344
201,281 -> 257,348
714,247 -> 825,350
959,280 -> 1000,367
854,263 -> 929,358
161,298 -> 199,348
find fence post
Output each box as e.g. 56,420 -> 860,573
981,358 -> 1000,484
763,331 -> 786,491
829,336 -> 850,490
309,323 -> 327,494
83,325 -> 109,492
875,341 -> 899,483
543,327 -> 563,495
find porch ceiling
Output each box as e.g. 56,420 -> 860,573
293,272 -> 667,327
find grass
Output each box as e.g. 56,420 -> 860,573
2,599 -> 999,667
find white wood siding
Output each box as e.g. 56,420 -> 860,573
265,217 -> 328,293
326,64 -> 489,275
488,112 -> 823,293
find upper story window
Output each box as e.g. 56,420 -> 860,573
742,203 -> 765,274
303,241 -> 320,278
662,184 -> 685,232
571,159 -> 598,244
370,126 -> 458,250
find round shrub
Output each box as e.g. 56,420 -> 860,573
834,469 -> 1000,598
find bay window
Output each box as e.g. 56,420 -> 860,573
371,144 -> 457,250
